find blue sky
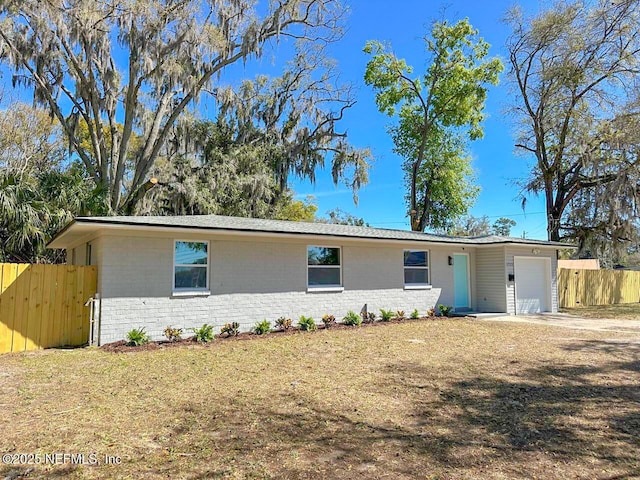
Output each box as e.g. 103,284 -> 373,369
282,0 -> 550,239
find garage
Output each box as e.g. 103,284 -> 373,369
514,257 -> 551,314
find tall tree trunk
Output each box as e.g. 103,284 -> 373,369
548,215 -> 561,242
547,198 -> 562,242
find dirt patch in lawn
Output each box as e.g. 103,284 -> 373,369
1,320 -> 639,479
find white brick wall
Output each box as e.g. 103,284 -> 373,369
95,233 -> 474,344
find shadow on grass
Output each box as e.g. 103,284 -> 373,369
561,338 -> 640,356
398,338 -> 640,477
0,465 -> 78,479
150,339 -> 640,479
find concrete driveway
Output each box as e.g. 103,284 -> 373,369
478,312 -> 640,334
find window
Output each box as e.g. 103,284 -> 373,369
404,250 -> 429,286
307,246 -> 341,287
174,241 -> 209,291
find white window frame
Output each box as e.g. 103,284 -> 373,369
403,249 -> 431,290
172,240 -> 210,296
307,245 -> 343,292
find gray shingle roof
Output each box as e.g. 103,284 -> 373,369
62,214 -> 570,247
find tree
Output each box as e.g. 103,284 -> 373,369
507,0 -> 640,243
445,215 -> 516,237
0,163 -> 107,263
140,116 -> 284,217
275,195 -> 318,222
0,103 -> 106,263
364,18 -> 503,231
446,215 -> 490,236
139,49 -> 370,218
0,102 -> 107,263
492,217 -> 516,236
0,0 -> 360,213
217,46 -> 369,200
0,103 -> 66,176
405,129 -> 479,231
323,208 -> 368,226
561,108 -> 640,264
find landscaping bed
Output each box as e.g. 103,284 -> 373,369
106,306 -> 444,353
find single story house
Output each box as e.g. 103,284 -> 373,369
48,215 -> 569,344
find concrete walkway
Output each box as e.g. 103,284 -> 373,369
477,312 -> 640,334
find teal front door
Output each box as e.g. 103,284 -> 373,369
453,254 -> 470,310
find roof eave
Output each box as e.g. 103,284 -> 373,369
46,219 -> 77,249
47,218 -> 577,250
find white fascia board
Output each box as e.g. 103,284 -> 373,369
49,220 -> 573,250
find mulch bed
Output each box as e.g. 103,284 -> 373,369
101,315 -> 451,353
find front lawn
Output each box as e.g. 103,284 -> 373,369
561,302 -> 640,320
1,319 -> 639,479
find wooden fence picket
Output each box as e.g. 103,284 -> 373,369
559,268 -> 640,308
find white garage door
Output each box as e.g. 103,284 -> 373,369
514,257 -> 550,314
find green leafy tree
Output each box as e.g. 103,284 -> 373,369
0,164 -> 107,263
492,217 -> 516,237
0,0 -> 356,213
507,0 -> 640,247
364,18 -> 503,231
275,195 -> 318,222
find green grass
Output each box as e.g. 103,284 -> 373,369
561,303 -> 640,319
1,320 -> 639,479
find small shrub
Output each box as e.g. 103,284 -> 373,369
360,311 -> 378,323
163,325 -> 183,342
427,307 -> 436,317
322,314 -> 336,328
342,310 -> 362,326
298,315 -> 317,332
253,319 -> 271,335
220,322 -> 240,337
275,317 -> 292,331
380,309 -> 394,322
396,310 -> 405,320
192,323 -> 214,343
126,327 -> 150,346
410,309 -> 420,320
438,304 -> 453,317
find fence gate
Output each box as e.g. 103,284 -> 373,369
0,264 -> 97,354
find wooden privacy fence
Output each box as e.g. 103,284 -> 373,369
559,268 -> 640,308
0,264 -> 97,354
